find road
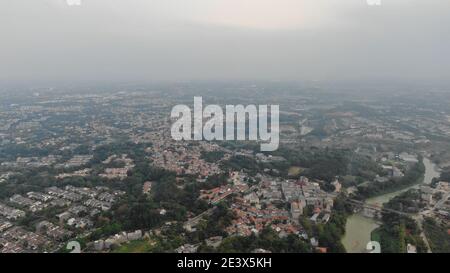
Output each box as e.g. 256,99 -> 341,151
183,184 -> 258,229
414,214 -> 432,253
183,207 -> 215,229
435,192 -> 450,209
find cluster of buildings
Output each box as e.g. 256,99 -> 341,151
221,174 -> 336,240
177,169 -> 339,252
0,226 -> 54,253
260,176 -> 336,219
0,203 -> 25,220
370,153 -> 418,184
1,155 -> 60,168
0,185 -> 125,253
327,113 -> 429,145
54,155 -> 93,169
9,194 -> 48,212
99,154 -> 135,180
0,172 -> 13,184
56,168 -> 91,179
1,87 -> 449,254
226,200 -> 295,237
0,152 -> 93,173
91,230 -> 144,251
145,132 -> 224,177
175,243 -> 199,253
199,183 -> 248,205
421,181 -> 450,221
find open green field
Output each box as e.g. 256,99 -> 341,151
113,239 -> 155,253
288,166 -> 303,176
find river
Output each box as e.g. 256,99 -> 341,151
341,158 -> 440,253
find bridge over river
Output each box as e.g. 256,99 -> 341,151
341,157 -> 440,253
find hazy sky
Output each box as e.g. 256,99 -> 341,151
1,0 -> 450,85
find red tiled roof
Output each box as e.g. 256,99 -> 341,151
316,247 -> 328,253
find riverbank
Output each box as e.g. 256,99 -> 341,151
341,158 -> 440,253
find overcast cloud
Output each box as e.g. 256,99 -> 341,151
1,0 -> 449,85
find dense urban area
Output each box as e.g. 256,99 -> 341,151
0,82 -> 449,253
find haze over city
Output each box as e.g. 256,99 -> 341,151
0,0 -> 449,258
1,0 -> 450,85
